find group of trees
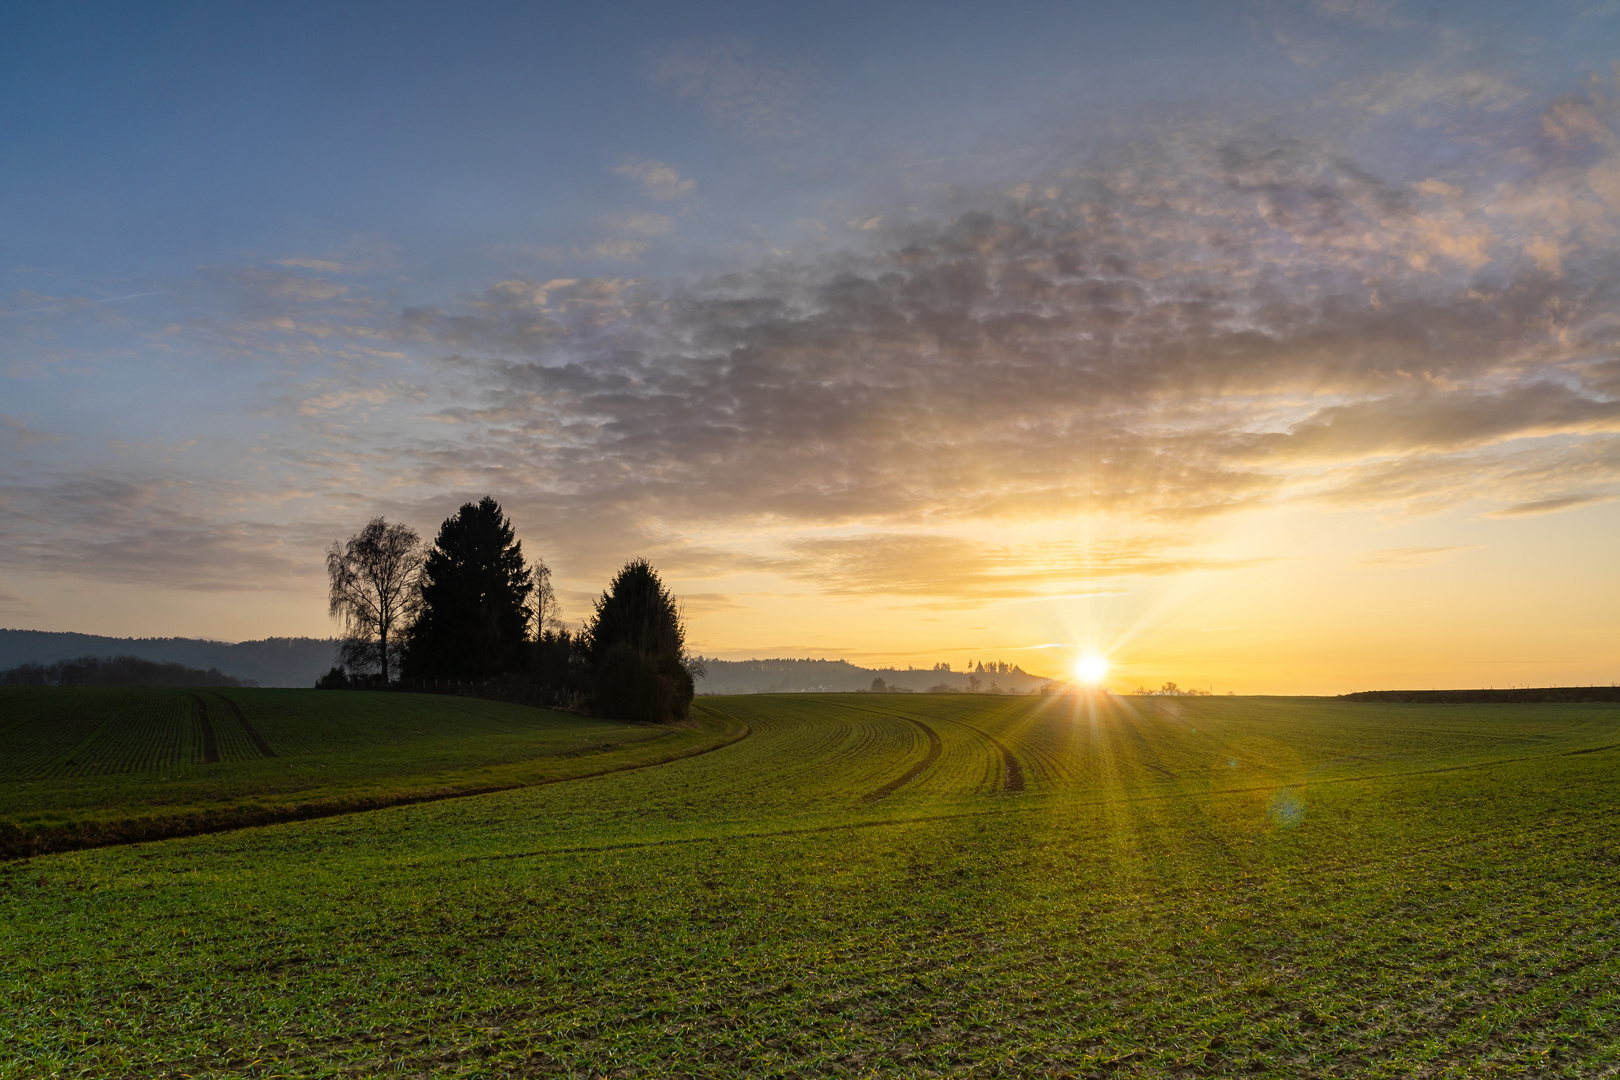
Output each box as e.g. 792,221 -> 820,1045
923,660 -> 1027,676
1133,682 -> 1213,697
324,497 -> 697,724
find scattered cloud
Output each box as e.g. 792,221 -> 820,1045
1308,0 -> 1403,30
0,473 -> 323,591
267,237 -> 402,275
227,268 -> 351,303
1357,545 -> 1475,567
396,99 -> 1620,546
613,158 -> 696,202
778,533 -> 1256,604
1484,493 -> 1615,517
650,38 -> 816,137
1,415 -> 62,446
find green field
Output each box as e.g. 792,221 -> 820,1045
0,688 -> 743,857
3,692 -> 1619,1077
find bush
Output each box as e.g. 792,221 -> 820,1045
314,666 -> 350,690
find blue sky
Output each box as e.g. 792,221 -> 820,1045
4,1 -> 1619,690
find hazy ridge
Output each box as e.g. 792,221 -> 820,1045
0,630 -> 336,688
692,657 -> 1054,695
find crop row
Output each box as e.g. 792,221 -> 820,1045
0,689 -> 282,780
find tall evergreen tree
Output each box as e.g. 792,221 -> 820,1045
586,559 -> 694,723
403,497 -> 533,680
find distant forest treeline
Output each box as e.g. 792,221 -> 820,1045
0,654 -> 252,688
0,630 -> 335,687
694,658 -> 1053,695
1341,687 -> 1620,704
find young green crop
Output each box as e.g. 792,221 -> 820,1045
0,688 -> 743,857
1,693 -> 1616,1077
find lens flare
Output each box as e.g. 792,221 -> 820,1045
1075,654 -> 1110,684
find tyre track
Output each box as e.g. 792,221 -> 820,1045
3,718 -> 752,860
861,717 -> 942,803
943,717 -> 1025,793
184,693 -> 221,764
212,692 -> 278,758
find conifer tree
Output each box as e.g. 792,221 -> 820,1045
586,559 -> 693,723
404,497 -> 532,680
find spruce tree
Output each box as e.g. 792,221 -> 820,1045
404,497 -> 533,680
586,559 -> 693,723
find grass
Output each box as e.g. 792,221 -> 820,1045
0,688 -> 746,858
2,692 -> 1618,1077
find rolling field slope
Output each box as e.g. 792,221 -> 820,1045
3,693 -> 1619,1077
0,688 -> 743,857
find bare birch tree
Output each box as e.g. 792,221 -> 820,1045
530,556 -> 562,637
326,517 -> 423,684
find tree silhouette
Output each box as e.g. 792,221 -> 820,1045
326,518 -> 423,684
404,497 -> 533,681
586,559 -> 693,723
530,556 -> 562,636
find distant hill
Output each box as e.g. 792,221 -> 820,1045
1341,687 -> 1620,704
0,630 -> 337,688
693,657 -> 1054,695
1,654 -> 253,688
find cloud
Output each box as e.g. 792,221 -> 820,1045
0,473 -> 323,591
366,71 -> 1620,598
272,258 -> 355,274
584,238 -> 651,262
1,415 -> 61,446
778,533 -> 1258,604
650,38 -> 816,137
1308,0 -> 1403,30
297,380 -> 426,416
268,238 -> 402,275
1336,61 -> 1527,120
1357,545 -> 1475,567
231,268 -> 349,303
614,158 -> 696,202
10,64 -> 1620,608
1252,384 -> 1620,462
1315,437 -> 1620,517
1483,493 -> 1615,517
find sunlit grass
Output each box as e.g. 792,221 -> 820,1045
2,693 -> 1617,1077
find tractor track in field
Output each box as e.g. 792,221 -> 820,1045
860,717 -> 942,803
212,692 -> 277,758
2,719 -> 751,862
941,718 -> 1025,793
184,693 -> 221,764
832,700 -> 1026,795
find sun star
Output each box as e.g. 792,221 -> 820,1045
1075,654 -> 1110,684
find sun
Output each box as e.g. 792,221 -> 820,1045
1074,654 -> 1110,684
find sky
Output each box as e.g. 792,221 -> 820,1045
3,0 -> 1619,693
